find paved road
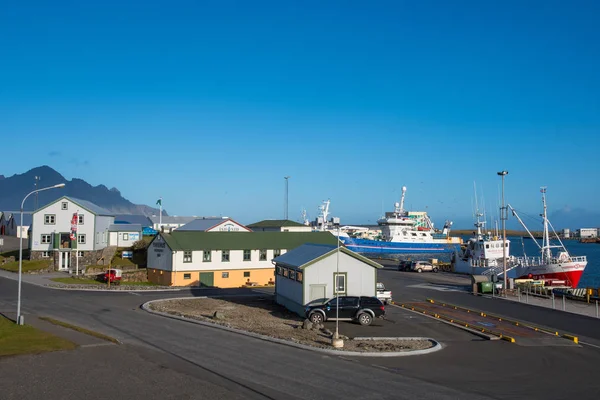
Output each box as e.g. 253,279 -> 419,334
1,269 -> 600,400
0,276 -> 487,400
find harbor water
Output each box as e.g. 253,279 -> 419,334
365,236 -> 600,288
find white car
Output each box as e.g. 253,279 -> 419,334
410,261 -> 439,273
376,282 -> 393,304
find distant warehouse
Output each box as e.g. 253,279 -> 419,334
578,228 -> 598,238
146,231 -> 338,287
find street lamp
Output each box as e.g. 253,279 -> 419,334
497,171 -> 508,297
332,223 -> 344,348
16,183 -> 65,325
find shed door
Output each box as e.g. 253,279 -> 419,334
309,284 -> 326,302
199,272 -> 214,287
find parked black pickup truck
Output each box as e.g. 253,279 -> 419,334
305,296 -> 385,326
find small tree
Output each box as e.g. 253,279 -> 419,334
132,240 -> 148,251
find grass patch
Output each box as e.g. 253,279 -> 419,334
0,259 -> 51,273
0,315 -> 77,357
51,277 -> 101,285
50,277 -> 157,286
38,317 -> 120,344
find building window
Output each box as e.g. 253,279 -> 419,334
123,233 -> 129,241
243,249 -> 251,261
44,214 -> 56,225
222,272 -> 229,278
222,250 -> 230,262
61,202 -> 68,210
283,268 -> 289,278
259,249 -> 267,261
41,234 -> 52,244
183,273 -> 191,280
296,272 -> 303,282
203,250 -> 211,262
276,266 -> 282,275
274,249 -> 281,257
183,251 -> 192,263
78,214 -> 84,224
77,251 -> 84,257
485,244 -> 489,249
289,270 -> 296,280
78,234 -> 86,244
334,273 -> 346,294
243,271 -> 250,278
41,251 -> 50,258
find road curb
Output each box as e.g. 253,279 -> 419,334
141,298 -> 443,357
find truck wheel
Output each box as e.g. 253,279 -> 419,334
309,312 -> 324,324
357,313 -> 373,326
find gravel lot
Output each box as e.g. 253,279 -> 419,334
150,297 -> 434,353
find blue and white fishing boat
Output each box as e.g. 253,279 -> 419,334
339,186 -> 461,254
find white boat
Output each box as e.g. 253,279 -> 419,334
311,200 -> 349,238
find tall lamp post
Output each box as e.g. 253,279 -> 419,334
497,171 -> 508,296
284,176 -> 290,220
332,223 -> 343,348
16,183 -> 65,325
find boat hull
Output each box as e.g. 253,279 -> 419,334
452,260 -> 587,288
340,237 -> 458,254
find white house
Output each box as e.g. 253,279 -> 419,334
147,231 -> 338,287
247,219 -> 313,232
273,243 -> 383,316
108,224 -> 142,247
177,217 -> 251,232
6,213 -> 32,239
30,196 -> 115,271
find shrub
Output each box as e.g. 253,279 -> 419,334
132,240 -> 148,251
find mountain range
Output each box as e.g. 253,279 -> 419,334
0,166 -> 164,216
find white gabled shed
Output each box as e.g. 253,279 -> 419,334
273,243 -> 383,316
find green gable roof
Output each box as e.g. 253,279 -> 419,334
159,231 -> 337,251
247,219 -> 307,228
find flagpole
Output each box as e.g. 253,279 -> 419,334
159,197 -> 162,227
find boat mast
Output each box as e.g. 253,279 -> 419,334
541,187 -> 551,263
398,186 -> 407,214
507,204 -> 542,252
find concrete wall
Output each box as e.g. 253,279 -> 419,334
147,265 -> 275,288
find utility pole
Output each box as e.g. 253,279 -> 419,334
284,176 -> 290,220
497,170 -> 508,296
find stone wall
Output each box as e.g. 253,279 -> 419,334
122,270 -> 148,282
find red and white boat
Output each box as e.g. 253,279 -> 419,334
452,187 -> 587,288
508,187 -> 587,288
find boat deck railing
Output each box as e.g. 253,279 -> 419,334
514,255 -> 587,266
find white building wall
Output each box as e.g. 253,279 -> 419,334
281,226 -> 313,232
109,231 -> 141,247
94,215 -> 114,250
207,221 -> 250,232
31,200 -> 98,252
147,236 -> 174,270
578,228 -> 598,238
303,252 -> 376,302
171,248 -> 287,272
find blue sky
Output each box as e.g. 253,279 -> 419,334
1,0 -> 599,228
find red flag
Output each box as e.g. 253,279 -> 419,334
70,213 -> 78,240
